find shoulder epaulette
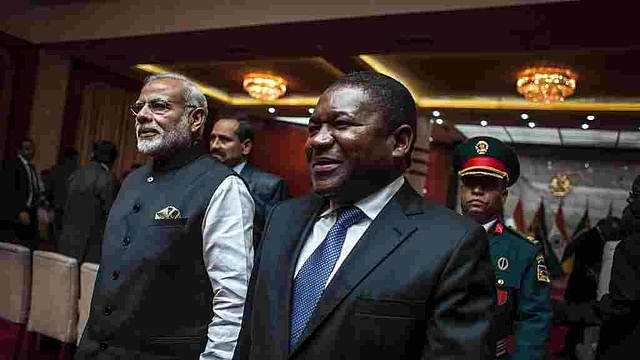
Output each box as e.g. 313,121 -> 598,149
504,226 -> 539,246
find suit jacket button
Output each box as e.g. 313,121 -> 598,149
122,237 -> 131,247
111,271 -> 120,280
132,204 -> 140,213
103,306 -> 112,316
99,342 -> 108,350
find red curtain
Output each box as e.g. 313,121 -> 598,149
250,123 -> 311,197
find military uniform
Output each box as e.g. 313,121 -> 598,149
454,136 -> 552,360
487,220 -> 551,359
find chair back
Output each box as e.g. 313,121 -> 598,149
77,262 -> 99,345
27,251 -> 79,344
0,242 -> 31,324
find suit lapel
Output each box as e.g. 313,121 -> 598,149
273,195 -> 325,356
290,182 -> 423,356
287,195 -> 327,285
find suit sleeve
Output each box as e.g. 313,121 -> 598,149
553,238 -> 640,326
513,249 -> 551,360
232,200 -> 279,360
424,224 -> 496,359
596,239 -> 640,319
2,162 -> 27,221
263,178 -> 288,216
99,177 -> 120,218
271,179 -> 289,203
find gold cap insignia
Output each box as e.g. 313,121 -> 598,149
475,140 -> 489,155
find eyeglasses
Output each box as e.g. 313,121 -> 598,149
130,100 -> 199,116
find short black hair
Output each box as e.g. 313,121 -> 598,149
231,115 -> 255,142
329,71 -> 417,140
16,137 -> 33,149
62,147 -> 79,159
91,140 -> 119,165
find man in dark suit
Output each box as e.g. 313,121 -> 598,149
45,147 -> 80,244
57,140 -> 120,264
210,117 -> 289,245
0,138 -> 46,250
233,71 -> 496,360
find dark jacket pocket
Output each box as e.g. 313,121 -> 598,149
149,218 -> 188,227
354,298 -> 425,319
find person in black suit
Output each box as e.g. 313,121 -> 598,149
558,215 -> 620,359
57,140 -> 120,264
45,147 -> 80,244
233,71 -> 496,360
0,138 -> 46,250
210,117 -> 289,245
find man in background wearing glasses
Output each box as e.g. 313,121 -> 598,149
75,73 -> 254,360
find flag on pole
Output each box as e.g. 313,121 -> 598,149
563,201 -> 591,274
513,198 -> 526,232
572,202 -> 591,239
548,199 -> 570,274
527,198 -> 562,278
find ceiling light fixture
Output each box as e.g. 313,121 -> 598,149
267,107 -> 276,114
480,120 -> 488,127
435,118 -> 444,125
243,73 -> 287,101
308,108 -> 315,114
528,121 -> 536,128
581,123 -> 589,130
516,67 -> 577,103
521,113 -> 529,120
586,115 -> 595,121
432,110 -> 441,117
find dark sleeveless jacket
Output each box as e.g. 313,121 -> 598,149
76,145 -> 235,359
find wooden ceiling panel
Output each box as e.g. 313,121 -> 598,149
163,57 -> 344,96
382,49 -> 640,99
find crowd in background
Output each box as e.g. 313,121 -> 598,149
0,71 -> 637,360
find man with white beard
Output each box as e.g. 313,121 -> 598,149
75,73 -> 254,360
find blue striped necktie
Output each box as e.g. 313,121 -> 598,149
289,206 -> 366,350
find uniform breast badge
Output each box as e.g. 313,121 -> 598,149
497,257 -> 509,271
536,254 -> 550,283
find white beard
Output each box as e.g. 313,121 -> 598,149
137,115 -> 191,157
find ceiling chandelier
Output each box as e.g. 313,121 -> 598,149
516,67 -> 577,103
242,73 -> 287,101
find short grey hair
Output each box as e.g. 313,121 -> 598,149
144,73 -> 208,119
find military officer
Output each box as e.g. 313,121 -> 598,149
453,136 -> 551,360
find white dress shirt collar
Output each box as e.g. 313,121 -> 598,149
232,161 -> 247,174
483,218 -> 498,232
320,176 -> 405,222
18,154 -> 30,166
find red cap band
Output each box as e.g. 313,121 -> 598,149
461,156 -> 508,174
